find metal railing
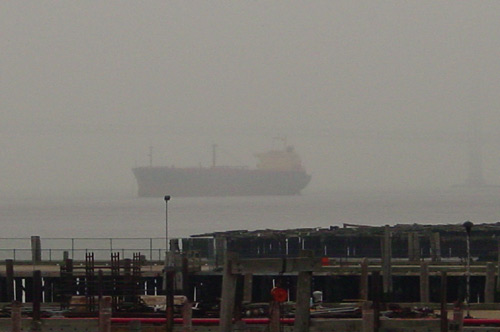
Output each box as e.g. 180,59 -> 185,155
0,237 -> 169,262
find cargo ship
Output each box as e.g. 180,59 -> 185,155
132,145 -> 311,197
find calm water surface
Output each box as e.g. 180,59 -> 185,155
2,188 -> 500,239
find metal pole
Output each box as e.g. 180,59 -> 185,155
463,221 -> 473,319
466,233 -> 471,318
165,196 -> 171,257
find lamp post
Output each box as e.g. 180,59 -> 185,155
164,195 -> 173,332
463,220 -> 473,319
164,195 -> 171,256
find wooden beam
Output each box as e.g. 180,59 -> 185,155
231,257 -> 321,274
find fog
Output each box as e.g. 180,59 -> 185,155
2,1 -> 500,198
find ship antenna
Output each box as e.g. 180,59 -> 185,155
212,144 -> 217,168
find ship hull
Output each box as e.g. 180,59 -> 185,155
132,167 -> 311,197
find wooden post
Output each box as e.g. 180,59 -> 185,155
408,233 -> 415,261
31,236 -> 41,263
215,236 -> 227,268
440,271 -> 448,332
360,258 -> 369,300
11,301 -> 22,332
361,301 -> 374,332
182,301 -> 193,332
372,271 -> 381,332
420,261 -> 429,303
32,270 -> 42,323
485,262 -> 495,303
294,271 -> 312,332
497,241 -> 500,300
381,225 -> 392,298
243,273 -> 253,303
219,252 -> 238,332
182,256 -> 190,296
99,297 -> 112,332
269,301 -> 281,332
432,232 -> 441,262
413,232 -> 421,261
166,270 -> 175,332
452,302 -> 464,332
6,259 -> 14,302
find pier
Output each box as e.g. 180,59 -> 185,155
2,223 -> 500,331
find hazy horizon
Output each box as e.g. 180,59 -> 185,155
2,2 -> 500,199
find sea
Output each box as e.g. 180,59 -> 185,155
1,188 -> 500,260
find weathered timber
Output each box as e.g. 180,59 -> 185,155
182,300 -> 193,332
420,261 -> 429,303
231,257 -> 322,274
485,262 -> 495,303
98,297 -> 111,332
5,259 -> 14,302
294,270 -> 312,332
31,236 -> 41,264
359,258 -> 368,301
361,301 -> 374,332
431,232 -> 441,262
381,225 -> 392,298
11,301 -> 21,332
219,252 -> 238,332
440,271 -> 447,332
243,273 -> 253,303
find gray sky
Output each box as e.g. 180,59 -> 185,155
2,1 -> 500,198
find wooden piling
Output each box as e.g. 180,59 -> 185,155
361,301 -> 374,332
11,301 -> 22,332
452,303 -> 464,332
431,232 -> 441,262
99,297 -> 112,332
269,301 -> 281,332
166,270 -> 175,332
381,225 -> 392,298
413,232 -> 421,261
243,273 -> 253,303
408,232 -> 415,261
294,270 -> 312,332
360,258 -> 369,301
408,232 -> 420,262
440,271 -> 447,332
182,301 -> 193,332
420,261 -> 429,303
219,252 -> 238,332
32,270 -> 42,322
31,236 -> 41,263
485,262 -> 495,303
6,259 -> 14,302
215,236 -> 226,268
372,271 -> 381,332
